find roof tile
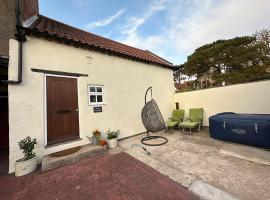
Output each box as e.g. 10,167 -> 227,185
27,15 -> 173,68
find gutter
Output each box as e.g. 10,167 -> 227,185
4,0 -> 26,84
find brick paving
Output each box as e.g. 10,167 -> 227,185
0,152 -> 198,200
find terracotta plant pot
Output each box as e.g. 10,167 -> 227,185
15,156 -> 37,177
99,140 -> 107,146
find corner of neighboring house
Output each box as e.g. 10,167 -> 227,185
0,0 -> 40,174
0,0 -> 16,174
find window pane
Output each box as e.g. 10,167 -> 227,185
89,87 -> 96,92
90,95 -> 96,102
96,87 -> 102,93
97,95 -> 103,102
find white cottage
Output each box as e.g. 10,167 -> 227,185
7,0 -> 174,172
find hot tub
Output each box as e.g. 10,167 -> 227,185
209,112 -> 270,149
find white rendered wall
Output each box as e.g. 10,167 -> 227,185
174,80 -> 270,126
8,37 -> 174,172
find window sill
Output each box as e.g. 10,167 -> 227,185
89,103 -> 106,106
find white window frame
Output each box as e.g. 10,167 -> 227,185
88,85 -> 106,106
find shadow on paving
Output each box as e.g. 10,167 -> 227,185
0,152 -> 198,200
0,149 -> 9,175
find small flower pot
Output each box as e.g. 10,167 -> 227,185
15,156 -> 37,177
99,140 -> 107,146
107,138 -> 117,149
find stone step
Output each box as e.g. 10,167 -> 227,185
219,143 -> 270,165
42,144 -> 107,172
188,180 -> 240,200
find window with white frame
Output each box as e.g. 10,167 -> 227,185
88,85 -> 105,105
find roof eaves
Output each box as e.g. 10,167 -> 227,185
23,15 -> 174,69
25,27 -> 174,69
145,50 -> 173,66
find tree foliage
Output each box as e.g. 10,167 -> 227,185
182,30 -> 270,85
173,64 -> 185,83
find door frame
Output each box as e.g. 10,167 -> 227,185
44,74 -> 80,147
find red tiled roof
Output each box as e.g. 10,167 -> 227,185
26,15 -> 173,68
174,83 -> 188,90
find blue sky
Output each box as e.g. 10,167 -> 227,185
39,0 -> 270,65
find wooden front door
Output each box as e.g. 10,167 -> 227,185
46,76 -> 79,145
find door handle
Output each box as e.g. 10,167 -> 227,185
75,109 -> 79,112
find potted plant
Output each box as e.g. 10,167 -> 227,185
92,129 -> 101,145
15,136 -> 37,177
106,129 -> 120,149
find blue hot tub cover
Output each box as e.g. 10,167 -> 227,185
209,112 -> 270,149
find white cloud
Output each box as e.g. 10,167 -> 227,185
85,9 -> 126,30
73,0 -> 87,7
120,0 -> 167,45
171,0 -> 270,55
117,0 -> 270,64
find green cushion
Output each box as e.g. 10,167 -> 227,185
172,109 -> 185,122
166,120 -> 178,128
179,121 -> 199,128
189,108 -> 203,123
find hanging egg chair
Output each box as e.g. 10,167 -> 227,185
141,87 -> 168,146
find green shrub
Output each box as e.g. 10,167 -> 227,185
106,129 -> 120,140
18,136 -> 37,160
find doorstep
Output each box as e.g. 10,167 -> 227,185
42,144 -> 107,172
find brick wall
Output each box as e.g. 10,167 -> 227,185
22,0 -> 39,20
0,0 -> 16,57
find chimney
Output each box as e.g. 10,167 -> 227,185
21,0 -> 39,21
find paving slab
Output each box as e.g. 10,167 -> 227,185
219,143 -> 270,165
119,130 -> 270,200
125,148 -> 197,187
189,180 -> 239,200
108,146 -> 124,154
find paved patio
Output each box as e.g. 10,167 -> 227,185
119,129 -> 270,200
0,152 -> 198,200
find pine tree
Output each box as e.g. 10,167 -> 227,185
182,30 -> 270,85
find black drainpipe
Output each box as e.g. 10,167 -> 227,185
4,0 -> 26,84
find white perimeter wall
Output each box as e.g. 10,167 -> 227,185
174,80 -> 270,126
8,38 -> 174,172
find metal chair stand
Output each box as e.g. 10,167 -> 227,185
141,132 -> 168,146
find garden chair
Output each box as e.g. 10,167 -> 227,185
179,108 -> 203,134
166,109 -> 185,129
